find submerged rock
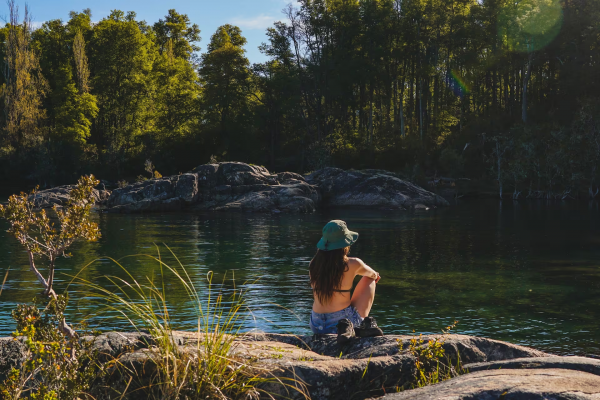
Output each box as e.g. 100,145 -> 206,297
307,168 -> 449,209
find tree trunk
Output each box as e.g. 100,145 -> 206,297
492,68 -> 497,107
513,175 -> 520,199
369,101 -> 374,150
504,71 -> 510,114
496,142 -> 503,199
270,120 -> 275,168
400,93 -> 405,138
419,78 -> 423,141
27,252 -> 77,339
590,166 -> 598,199
393,78 -> 398,132
522,52 -> 533,123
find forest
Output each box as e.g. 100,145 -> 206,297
0,0 -> 599,198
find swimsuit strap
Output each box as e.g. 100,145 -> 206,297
311,287 -> 352,293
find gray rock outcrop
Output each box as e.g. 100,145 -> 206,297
29,185 -> 111,209
382,356 -> 600,399
14,162 -> 449,214
105,163 -> 447,214
307,168 -> 449,209
250,333 -> 549,399
105,162 -> 320,213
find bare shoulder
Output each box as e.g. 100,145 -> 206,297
347,257 -> 366,269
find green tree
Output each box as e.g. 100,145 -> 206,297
255,22 -> 304,168
153,38 -> 200,142
34,23 -> 98,146
28,11 -> 98,183
199,24 -> 252,159
153,9 -> 201,60
88,10 -> 157,168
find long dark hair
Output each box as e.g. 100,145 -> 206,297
309,247 -> 350,304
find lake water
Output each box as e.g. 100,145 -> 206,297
1,200 -> 599,357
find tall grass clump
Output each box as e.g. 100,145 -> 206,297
397,321 -> 467,389
71,246 -> 305,399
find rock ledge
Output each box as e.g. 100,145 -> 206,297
5,332 -> 588,400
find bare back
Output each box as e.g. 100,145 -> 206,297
312,257 -> 379,314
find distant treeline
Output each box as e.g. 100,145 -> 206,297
0,0 -> 599,197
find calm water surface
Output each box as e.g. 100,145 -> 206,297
1,200 -> 599,356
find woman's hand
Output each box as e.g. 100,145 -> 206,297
353,258 -> 381,282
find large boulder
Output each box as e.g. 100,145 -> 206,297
106,162 -> 320,214
381,357 -> 600,399
307,168 -> 449,209
250,333 -> 549,400
106,173 -> 198,213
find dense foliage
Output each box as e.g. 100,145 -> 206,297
0,0 -> 599,197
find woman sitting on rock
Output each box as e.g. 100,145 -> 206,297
309,220 -> 383,343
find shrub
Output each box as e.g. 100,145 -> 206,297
0,296 -> 103,400
0,175 -> 100,338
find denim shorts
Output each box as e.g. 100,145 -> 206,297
309,305 -> 364,334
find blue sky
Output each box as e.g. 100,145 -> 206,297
4,0 -> 296,63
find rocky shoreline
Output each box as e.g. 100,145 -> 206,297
26,162 -> 449,213
1,332 -> 598,399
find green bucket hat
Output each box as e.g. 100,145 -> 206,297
317,220 -> 359,251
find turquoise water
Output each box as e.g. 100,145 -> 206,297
1,200 -> 599,356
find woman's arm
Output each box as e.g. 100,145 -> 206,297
351,258 -> 380,281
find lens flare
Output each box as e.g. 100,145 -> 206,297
498,0 -> 563,52
449,70 -> 470,97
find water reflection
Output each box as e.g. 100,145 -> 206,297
0,200 -> 599,356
